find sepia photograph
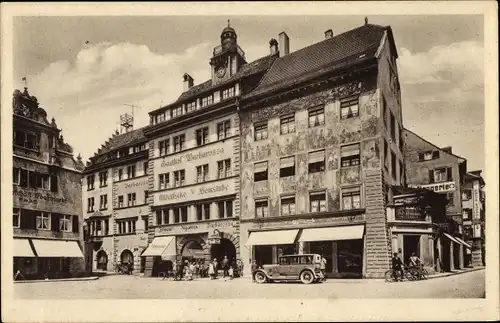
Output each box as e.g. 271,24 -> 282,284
1,2 -> 498,322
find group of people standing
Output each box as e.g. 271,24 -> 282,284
169,256 -> 242,281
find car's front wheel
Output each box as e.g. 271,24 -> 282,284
254,271 -> 267,284
300,270 -> 314,284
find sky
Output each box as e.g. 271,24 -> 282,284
13,15 -> 485,171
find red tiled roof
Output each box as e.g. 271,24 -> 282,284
246,24 -> 391,99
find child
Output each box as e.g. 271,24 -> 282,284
228,266 -> 234,280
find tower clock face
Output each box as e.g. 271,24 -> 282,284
216,66 -> 226,78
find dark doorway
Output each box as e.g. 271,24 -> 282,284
254,245 -> 273,266
337,239 -> 363,278
310,241 -> 333,273
96,250 -> 108,271
403,235 -> 421,265
441,240 -> 451,271
120,250 -> 134,267
210,238 -> 236,263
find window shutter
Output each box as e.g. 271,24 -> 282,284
72,215 -> 79,233
20,210 -> 29,229
51,213 -> 60,232
446,167 -> 453,181
50,175 -> 58,192
20,169 -> 28,187
428,169 -> 434,183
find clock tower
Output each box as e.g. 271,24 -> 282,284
210,20 -> 247,85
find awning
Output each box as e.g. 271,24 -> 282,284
14,239 -> 35,257
308,150 -> 325,163
341,144 -> 360,157
141,236 -> 176,260
31,239 -> 83,258
254,162 -> 268,173
246,229 -> 299,246
280,156 -> 295,168
299,225 -> 365,242
442,233 -> 461,245
454,237 -> 472,249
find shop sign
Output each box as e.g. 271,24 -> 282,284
472,188 -> 481,220
409,181 -> 456,193
13,188 -> 67,204
208,229 -> 221,245
155,219 -> 236,236
255,214 -> 365,229
154,178 -> 235,205
139,234 -> 148,247
473,224 -> 481,238
124,179 -> 148,189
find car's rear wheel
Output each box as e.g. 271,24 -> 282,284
300,270 -> 314,284
254,271 -> 267,284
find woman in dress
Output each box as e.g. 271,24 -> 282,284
208,261 -> 215,280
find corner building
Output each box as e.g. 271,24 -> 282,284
12,88 -> 85,279
239,23 -> 405,278
142,23 -> 277,276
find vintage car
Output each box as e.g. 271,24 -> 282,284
254,254 -> 324,284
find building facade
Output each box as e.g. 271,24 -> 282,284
82,128 -> 149,273
239,23 -> 405,278
403,128 -> 472,272
13,88 -> 85,280
141,23 -> 277,276
462,170 -> 485,267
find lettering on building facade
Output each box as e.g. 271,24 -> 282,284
254,214 -> 366,230
124,180 -> 148,189
155,219 -> 237,236
154,178 -> 234,205
409,181 -> 456,193
13,189 -> 67,203
160,147 -> 225,168
472,188 -> 481,220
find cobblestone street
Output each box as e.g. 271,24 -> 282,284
14,269 -> 485,299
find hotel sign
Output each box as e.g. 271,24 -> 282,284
472,188 -> 481,220
153,177 -> 235,205
409,181 -> 456,193
155,219 -> 237,236
13,188 -> 67,204
160,147 -> 225,168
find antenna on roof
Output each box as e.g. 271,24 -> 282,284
364,17 -> 368,25
121,104 -> 141,134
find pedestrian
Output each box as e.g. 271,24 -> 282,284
222,255 -> 229,278
194,261 -> 200,278
391,252 -> 404,281
185,263 -> 193,281
208,261 -> 215,280
172,260 -> 178,280
213,258 -> 219,279
178,260 -> 184,280
228,266 -> 234,280
189,261 -> 195,280
251,260 -> 258,283
320,255 -> 327,281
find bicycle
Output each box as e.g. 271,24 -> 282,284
407,264 -> 428,281
384,267 -> 413,282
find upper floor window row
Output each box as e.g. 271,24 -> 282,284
14,167 -> 58,192
14,130 -> 40,150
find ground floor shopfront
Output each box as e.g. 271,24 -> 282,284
13,238 -> 84,280
240,212 -> 367,279
142,218 -> 240,277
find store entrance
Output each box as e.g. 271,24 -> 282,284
210,238 -> 236,263
254,245 -> 273,266
337,239 -> 363,278
403,235 -> 421,265
309,241 -> 333,273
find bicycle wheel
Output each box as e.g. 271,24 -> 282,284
404,270 -> 414,281
159,272 -> 166,280
384,270 -> 396,282
421,268 -> 428,280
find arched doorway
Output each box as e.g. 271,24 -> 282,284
120,249 -> 134,266
96,250 -> 108,271
210,238 -> 236,263
181,240 -> 205,262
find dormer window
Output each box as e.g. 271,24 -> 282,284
186,101 -> 196,113
222,87 -> 235,100
418,150 -> 439,161
172,106 -> 183,118
201,95 -> 213,107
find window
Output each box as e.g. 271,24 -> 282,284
384,139 -> 389,170
390,112 -> 396,141
14,130 -> 39,149
27,172 -> 51,190
462,209 -> 472,220
308,150 -> 325,173
186,101 -> 196,113
143,161 -> 148,175
400,160 -> 404,183
254,162 -> 268,182
399,128 -> 404,152
217,159 -> 231,178
340,96 -> 359,119
118,195 -> 124,208
19,169 -> 28,187
342,188 -> 361,210
446,192 -> 454,206
117,220 -> 136,234
382,95 -> 387,127
310,192 -> 326,213
159,173 -> 169,189
254,122 -> 268,141
430,167 -> 452,183
87,175 -> 95,190
218,200 -> 233,218
87,197 -> 95,212
99,195 -> 108,210
255,199 -> 269,218
280,115 -> 295,134
36,212 -> 50,230
196,164 -> 209,183
144,191 -> 149,204
281,196 -> 296,216
222,87 -> 235,99
156,209 -> 169,225
419,150 -> 439,161
173,134 -> 185,152
59,215 -> 72,232
127,165 -> 136,179
201,95 -> 213,107
13,168 -> 20,185
173,207 -> 188,223
159,139 -> 170,156
172,106 -> 183,118
196,127 -> 209,146
118,169 -> 123,181
174,170 -> 186,187
340,144 -> 360,167
391,151 -> 397,179
143,216 -> 149,231
13,208 -> 20,228
104,219 -> 109,235
217,120 -> 231,140
308,106 -> 325,127
462,189 -> 472,200
196,203 -> 211,221
280,156 -> 295,178
99,171 -> 108,187
127,193 -> 136,207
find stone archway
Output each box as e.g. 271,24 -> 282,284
120,249 -> 134,265
177,235 -> 210,260
210,232 -> 240,263
96,249 -> 108,271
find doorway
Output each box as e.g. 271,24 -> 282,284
181,240 -> 205,262
96,250 -> 108,271
210,238 -> 236,262
403,235 -> 421,265
254,245 -> 273,266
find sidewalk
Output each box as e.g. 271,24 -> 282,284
14,276 -> 99,284
423,266 -> 485,281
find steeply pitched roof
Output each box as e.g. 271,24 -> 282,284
403,128 -> 467,162
150,53 -> 278,115
92,126 -> 147,158
246,24 -> 391,99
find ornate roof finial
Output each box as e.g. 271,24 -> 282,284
228,19 -> 230,28
364,17 -> 368,25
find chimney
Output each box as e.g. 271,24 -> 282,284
325,29 -> 333,39
278,32 -> 290,56
441,146 -> 452,154
269,38 -> 278,55
183,73 -> 194,92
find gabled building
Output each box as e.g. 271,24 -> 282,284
13,87 -> 85,280
82,127 -> 149,273
239,21 -> 405,278
141,22 -> 278,276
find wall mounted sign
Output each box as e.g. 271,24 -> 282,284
155,219 -> 237,236
13,188 -> 67,203
125,179 -> 148,189
254,214 -> 365,230
472,188 -> 481,220
409,181 -> 456,193
153,178 -> 235,205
